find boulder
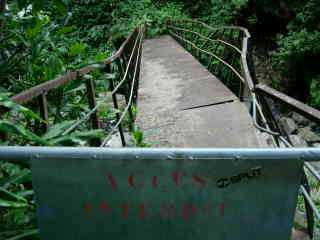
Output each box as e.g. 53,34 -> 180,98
291,229 -> 310,240
298,127 -> 320,143
312,143 -> 320,148
105,132 -> 133,148
289,135 -> 308,147
279,117 -> 298,134
290,112 -> 310,126
256,131 -> 275,147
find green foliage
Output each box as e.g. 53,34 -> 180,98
71,0 -> 187,43
0,162 -> 37,239
273,30 -> 320,70
111,0 -> 187,39
270,0 -> 320,104
1,3 -> 111,93
132,127 -> 149,147
202,0 -> 249,25
310,76 -> 320,108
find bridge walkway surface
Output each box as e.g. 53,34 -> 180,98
136,35 -> 260,147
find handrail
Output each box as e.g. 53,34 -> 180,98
167,18 -> 320,145
255,83 -> 320,124
168,30 -> 245,82
6,28 -> 138,106
167,18 -> 255,94
1,146 -> 320,166
61,28 -> 144,137
168,25 -> 242,54
0,26 -> 146,147
168,18 -> 251,38
101,27 -> 144,146
167,19 -> 320,238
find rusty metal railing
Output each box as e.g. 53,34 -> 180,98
0,25 -> 145,147
167,19 -> 255,99
167,18 -> 320,238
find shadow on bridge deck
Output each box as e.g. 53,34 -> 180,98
136,35 -> 261,148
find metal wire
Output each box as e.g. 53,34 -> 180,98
100,28 -> 144,147
167,25 -> 242,54
301,185 -> 320,220
305,162 -> 320,182
62,27 -> 143,136
168,29 -> 245,83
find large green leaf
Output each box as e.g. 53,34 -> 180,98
2,229 -> 39,240
48,129 -> 105,145
41,120 -> 77,141
0,120 -> 48,145
0,199 -> 28,208
1,169 -> 31,189
0,93 -> 43,122
0,187 -> 28,203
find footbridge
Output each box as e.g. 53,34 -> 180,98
1,20 -> 320,240
136,35 -> 259,147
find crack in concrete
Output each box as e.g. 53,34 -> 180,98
182,99 -> 235,111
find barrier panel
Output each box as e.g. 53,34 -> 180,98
1,147 -> 320,240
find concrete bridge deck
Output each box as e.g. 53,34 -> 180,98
136,35 -> 260,148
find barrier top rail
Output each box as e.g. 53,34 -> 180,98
1,146 -> 319,240
1,146 -> 320,165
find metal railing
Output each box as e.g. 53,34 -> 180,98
167,18 -> 320,238
167,19 -> 254,99
0,25 -> 146,147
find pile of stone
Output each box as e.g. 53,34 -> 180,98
279,112 -> 320,147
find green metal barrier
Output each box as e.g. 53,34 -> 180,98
0,147 -> 320,240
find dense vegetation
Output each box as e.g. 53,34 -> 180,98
0,0 -> 319,239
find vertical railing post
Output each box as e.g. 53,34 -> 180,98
134,32 -> 142,103
236,30 -> 245,102
212,29 -> 225,76
239,81 -> 244,102
118,58 -> 134,131
301,171 -> 315,238
109,77 -> 126,147
85,75 -> 101,146
38,92 -> 49,134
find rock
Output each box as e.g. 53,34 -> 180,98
289,135 -> 308,147
294,210 -> 306,228
290,112 -> 310,126
309,121 -> 318,130
256,131 -> 275,147
291,229 -> 310,240
298,127 -> 320,143
312,143 -> 320,148
279,117 -> 298,134
105,132 -> 132,148
105,133 -> 124,148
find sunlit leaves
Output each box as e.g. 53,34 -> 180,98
69,42 -> 87,57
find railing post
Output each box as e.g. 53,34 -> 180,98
239,82 -> 244,101
109,78 -> 126,147
38,93 -> 49,134
85,76 -> 101,146
301,171 -> 315,238
118,57 -> 134,130
125,88 -> 134,131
